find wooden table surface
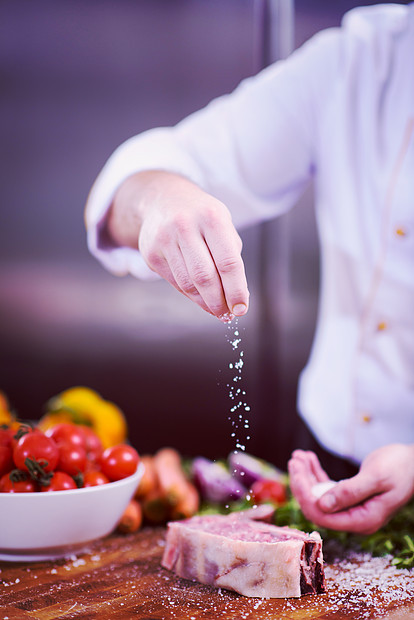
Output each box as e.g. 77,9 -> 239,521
1,527 -> 413,620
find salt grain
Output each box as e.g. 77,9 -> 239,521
71,558 -> 86,567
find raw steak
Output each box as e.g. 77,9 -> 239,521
161,506 -> 325,598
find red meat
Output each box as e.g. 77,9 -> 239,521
162,506 -> 325,598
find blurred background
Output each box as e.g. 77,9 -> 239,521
0,0 -> 407,467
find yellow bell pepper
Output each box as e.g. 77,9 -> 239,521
38,386 -> 128,449
0,390 -> 14,427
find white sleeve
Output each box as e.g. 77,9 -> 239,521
85,27 -> 343,279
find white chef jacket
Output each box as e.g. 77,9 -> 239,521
85,3 -> 414,464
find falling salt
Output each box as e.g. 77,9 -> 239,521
225,318 -> 252,455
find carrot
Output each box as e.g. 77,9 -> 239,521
117,499 -> 143,534
171,479 -> 200,520
135,455 -> 157,499
153,447 -> 193,508
142,490 -> 170,524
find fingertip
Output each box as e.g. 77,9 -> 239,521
232,302 -> 248,316
287,459 -> 297,475
318,492 -> 337,512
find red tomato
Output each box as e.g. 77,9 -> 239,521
57,445 -> 87,476
40,471 -> 77,492
100,444 -> 139,481
79,426 -> 103,463
84,459 -> 100,473
0,428 -> 13,448
1,472 -> 37,493
0,428 -> 14,477
0,445 -> 14,477
46,423 -> 85,449
250,478 -> 287,506
10,424 -> 33,449
82,470 -> 110,487
13,431 -> 59,473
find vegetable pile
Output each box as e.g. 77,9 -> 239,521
127,450 -> 288,534
191,451 -> 288,509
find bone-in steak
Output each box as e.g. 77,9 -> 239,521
161,506 -> 325,598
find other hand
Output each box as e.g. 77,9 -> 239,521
288,444 -> 414,534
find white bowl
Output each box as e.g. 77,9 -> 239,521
0,462 -> 144,562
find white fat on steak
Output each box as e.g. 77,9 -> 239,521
161,506 -> 325,598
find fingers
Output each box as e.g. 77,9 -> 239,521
296,449 -> 331,483
288,451 -> 330,526
309,493 -> 392,534
176,232 -> 234,319
161,210 -> 248,320
289,451 -> 392,534
288,450 -> 330,489
146,247 -> 214,316
318,471 -> 378,513
203,225 -> 249,318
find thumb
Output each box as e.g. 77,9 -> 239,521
318,471 -> 378,513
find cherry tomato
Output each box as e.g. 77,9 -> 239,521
0,428 -> 14,477
82,470 -> 110,487
10,424 -> 33,449
13,431 -> 59,473
0,445 -> 14,477
100,444 -> 139,481
0,428 -> 13,448
250,478 -> 287,506
1,472 -> 37,493
46,423 -> 85,449
84,459 -> 100,473
57,445 -> 87,476
79,425 -> 103,463
40,471 -> 77,492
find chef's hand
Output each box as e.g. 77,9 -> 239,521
106,170 -> 249,321
288,444 -> 414,535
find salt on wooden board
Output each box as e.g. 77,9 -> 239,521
1,528 -> 414,619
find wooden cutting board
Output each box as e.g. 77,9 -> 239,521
1,527 -> 413,620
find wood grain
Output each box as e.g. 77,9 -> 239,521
0,527 -> 413,620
